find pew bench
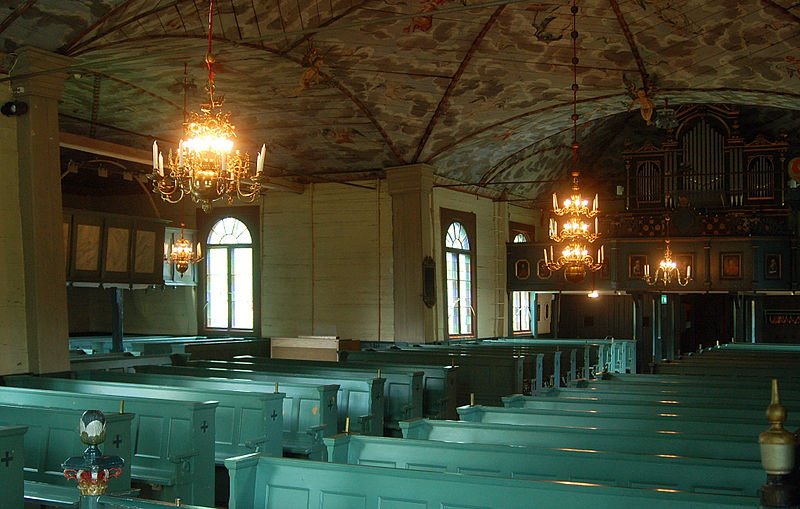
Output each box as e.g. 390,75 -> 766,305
0,426 -> 25,509
139,364 -> 382,436
201,357 -> 424,434
502,393 -> 795,426
0,403 -> 134,507
345,349 -> 523,407
400,418 -> 760,462
224,453 -> 756,509
323,433 -> 762,495
0,384 -> 216,507
88,369 -> 338,460
458,403 -> 770,438
47,374 -> 285,461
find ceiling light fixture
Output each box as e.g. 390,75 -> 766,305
166,224 -> 203,276
150,0 -> 265,212
542,0 -> 603,284
643,217 -> 691,287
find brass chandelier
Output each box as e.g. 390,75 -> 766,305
151,0 -> 265,212
542,1 -> 604,283
167,224 -> 203,276
643,218 -> 692,287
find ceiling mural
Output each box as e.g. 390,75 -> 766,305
0,0 -> 798,204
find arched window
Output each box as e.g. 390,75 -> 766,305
442,209 -> 476,338
205,217 -> 254,331
511,232 -> 531,334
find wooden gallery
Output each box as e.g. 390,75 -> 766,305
0,1 -> 798,509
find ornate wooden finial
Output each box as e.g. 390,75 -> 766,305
759,379 -> 796,475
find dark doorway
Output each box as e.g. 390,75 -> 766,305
679,294 -> 732,355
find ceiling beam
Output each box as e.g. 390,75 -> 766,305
59,132 -> 305,194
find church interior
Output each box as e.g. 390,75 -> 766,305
0,0 -> 799,508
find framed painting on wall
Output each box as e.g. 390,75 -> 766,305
536,259 -> 551,279
515,258 -> 531,280
720,252 -> 742,279
765,253 -> 782,280
628,255 -> 647,279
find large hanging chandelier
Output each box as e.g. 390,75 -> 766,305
643,218 -> 691,287
166,224 -> 203,276
542,1 -> 604,284
151,0 -> 265,212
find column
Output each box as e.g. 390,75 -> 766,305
386,164 -> 435,343
13,47 -> 72,373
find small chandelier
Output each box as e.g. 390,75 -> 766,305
151,0 -> 265,212
643,216 -> 692,286
166,224 -> 203,276
542,1 -> 604,284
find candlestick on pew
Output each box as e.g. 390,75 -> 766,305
345,417 -> 351,434
119,400 -> 124,414
274,382 -> 279,394
470,393 -> 475,407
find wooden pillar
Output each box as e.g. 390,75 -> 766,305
386,164 -> 435,343
111,288 -> 124,353
13,47 -> 72,373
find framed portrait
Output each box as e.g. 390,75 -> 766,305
536,259 -> 552,279
765,253 -> 782,280
628,254 -> 647,279
720,252 -> 742,279
515,258 -> 531,280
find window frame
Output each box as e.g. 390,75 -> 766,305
440,208 -> 477,339
510,228 -> 533,335
197,206 -> 261,336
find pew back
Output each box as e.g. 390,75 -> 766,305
224,453 -> 755,509
323,433 -> 761,495
92,368 -> 338,459
0,383 -> 216,506
0,426 -> 26,509
67,373 -> 285,460
0,404 -> 133,495
137,364 -> 379,435
400,418 -> 760,461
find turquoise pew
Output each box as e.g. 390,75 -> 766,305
400,418 -> 760,461
82,369 -> 337,459
224,453 -> 756,509
0,426 -> 26,509
458,404 -> 768,437
138,364 -> 382,436
0,384 -> 216,507
345,349 -> 523,406
45,374 -> 285,461
195,357 -> 423,433
502,393 -> 795,426
0,404 -> 133,507
86,495 -> 217,509
323,433 -> 761,495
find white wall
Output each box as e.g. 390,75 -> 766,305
0,79 -> 29,373
261,181 -> 394,340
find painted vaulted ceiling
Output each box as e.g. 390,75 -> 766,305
0,0 -> 798,205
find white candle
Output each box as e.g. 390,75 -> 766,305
552,194 -> 557,210
543,248 -> 548,264
196,242 -> 202,260
152,141 -> 158,169
257,144 -> 266,174
593,194 -> 598,212
221,153 -> 226,174
687,265 -> 692,279
594,216 -> 598,232
178,140 -> 183,168
158,153 -> 164,177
